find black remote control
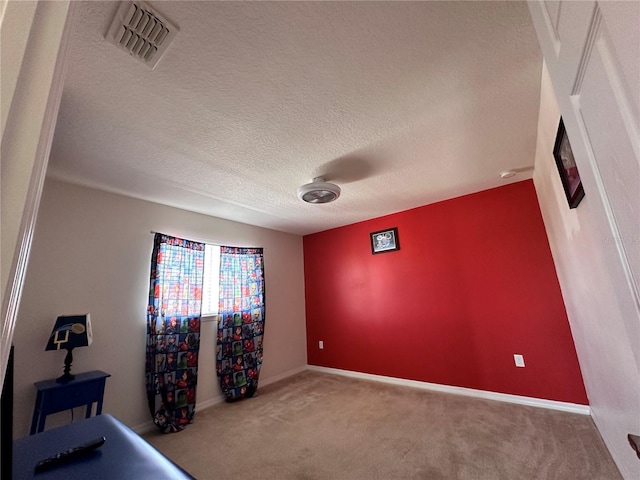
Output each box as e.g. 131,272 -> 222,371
34,436 -> 106,473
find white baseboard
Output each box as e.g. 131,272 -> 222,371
196,395 -> 225,411
260,365 -> 308,387
131,420 -> 155,435
307,365 -> 591,416
131,396 -> 225,435
131,365 -> 308,434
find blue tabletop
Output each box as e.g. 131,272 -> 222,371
13,414 -> 194,479
33,370 -> 111,391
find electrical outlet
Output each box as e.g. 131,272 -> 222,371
514,354 -> 525,367
319,340 -> 324,349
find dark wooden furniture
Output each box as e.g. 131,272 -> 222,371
1,346 -> 14,480
14,414 -> 195,479
30,370 -> 110,435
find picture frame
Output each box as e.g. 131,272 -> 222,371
370,227 -> 399,254
553,118 -> 585,209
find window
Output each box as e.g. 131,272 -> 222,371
201,244 -> 220,317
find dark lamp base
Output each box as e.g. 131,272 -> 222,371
56,373 -> 75,383
56,348 -> 76,383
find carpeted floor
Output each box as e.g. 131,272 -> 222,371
144,370 -> 622,479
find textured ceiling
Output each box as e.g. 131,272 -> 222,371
48,1 -> 542,235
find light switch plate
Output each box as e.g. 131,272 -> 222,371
514,354 -> 525,367
319,340 -> 324,349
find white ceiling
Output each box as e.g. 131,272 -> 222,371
48,1 -> 543,236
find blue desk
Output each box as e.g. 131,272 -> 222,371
13,414 -> 195,479
30,371 -> 111,434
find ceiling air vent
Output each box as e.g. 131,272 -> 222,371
106,1 -> 178,69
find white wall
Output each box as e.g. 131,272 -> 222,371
533,61 -> 640,479
0,0 -> 71,387
12,178 -> 307,437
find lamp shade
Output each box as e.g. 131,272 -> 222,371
45,314 -> 93,351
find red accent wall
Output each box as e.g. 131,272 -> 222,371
303,180 -> 588,404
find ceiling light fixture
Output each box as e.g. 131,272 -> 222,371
297,177 -> 341,204
500,170 -> 517,179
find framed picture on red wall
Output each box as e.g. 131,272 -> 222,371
370,227 -> 399,254
553,118 -> 585,209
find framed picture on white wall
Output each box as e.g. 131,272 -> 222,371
553,118 -> 585,209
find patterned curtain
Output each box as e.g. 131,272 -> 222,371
146,233 -> 204,433
216,247 -> 265,401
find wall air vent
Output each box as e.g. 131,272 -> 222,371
106,1 -> 178,69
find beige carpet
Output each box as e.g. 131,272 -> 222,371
144,371 -> 622,479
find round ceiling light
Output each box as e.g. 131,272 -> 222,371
500,170 -> 517,179
297,177 -> 341,204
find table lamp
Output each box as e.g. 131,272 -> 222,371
45,314 -> 93,383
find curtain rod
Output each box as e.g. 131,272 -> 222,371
149,231 -> 262,250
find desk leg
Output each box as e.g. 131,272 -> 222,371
30,392 -> 43,435
95,381 -> 106,415
37,410 -> 47,434
85,403 -> 93,419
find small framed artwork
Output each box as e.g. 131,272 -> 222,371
370,227 -> 399,254
553,118 -> 585,209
